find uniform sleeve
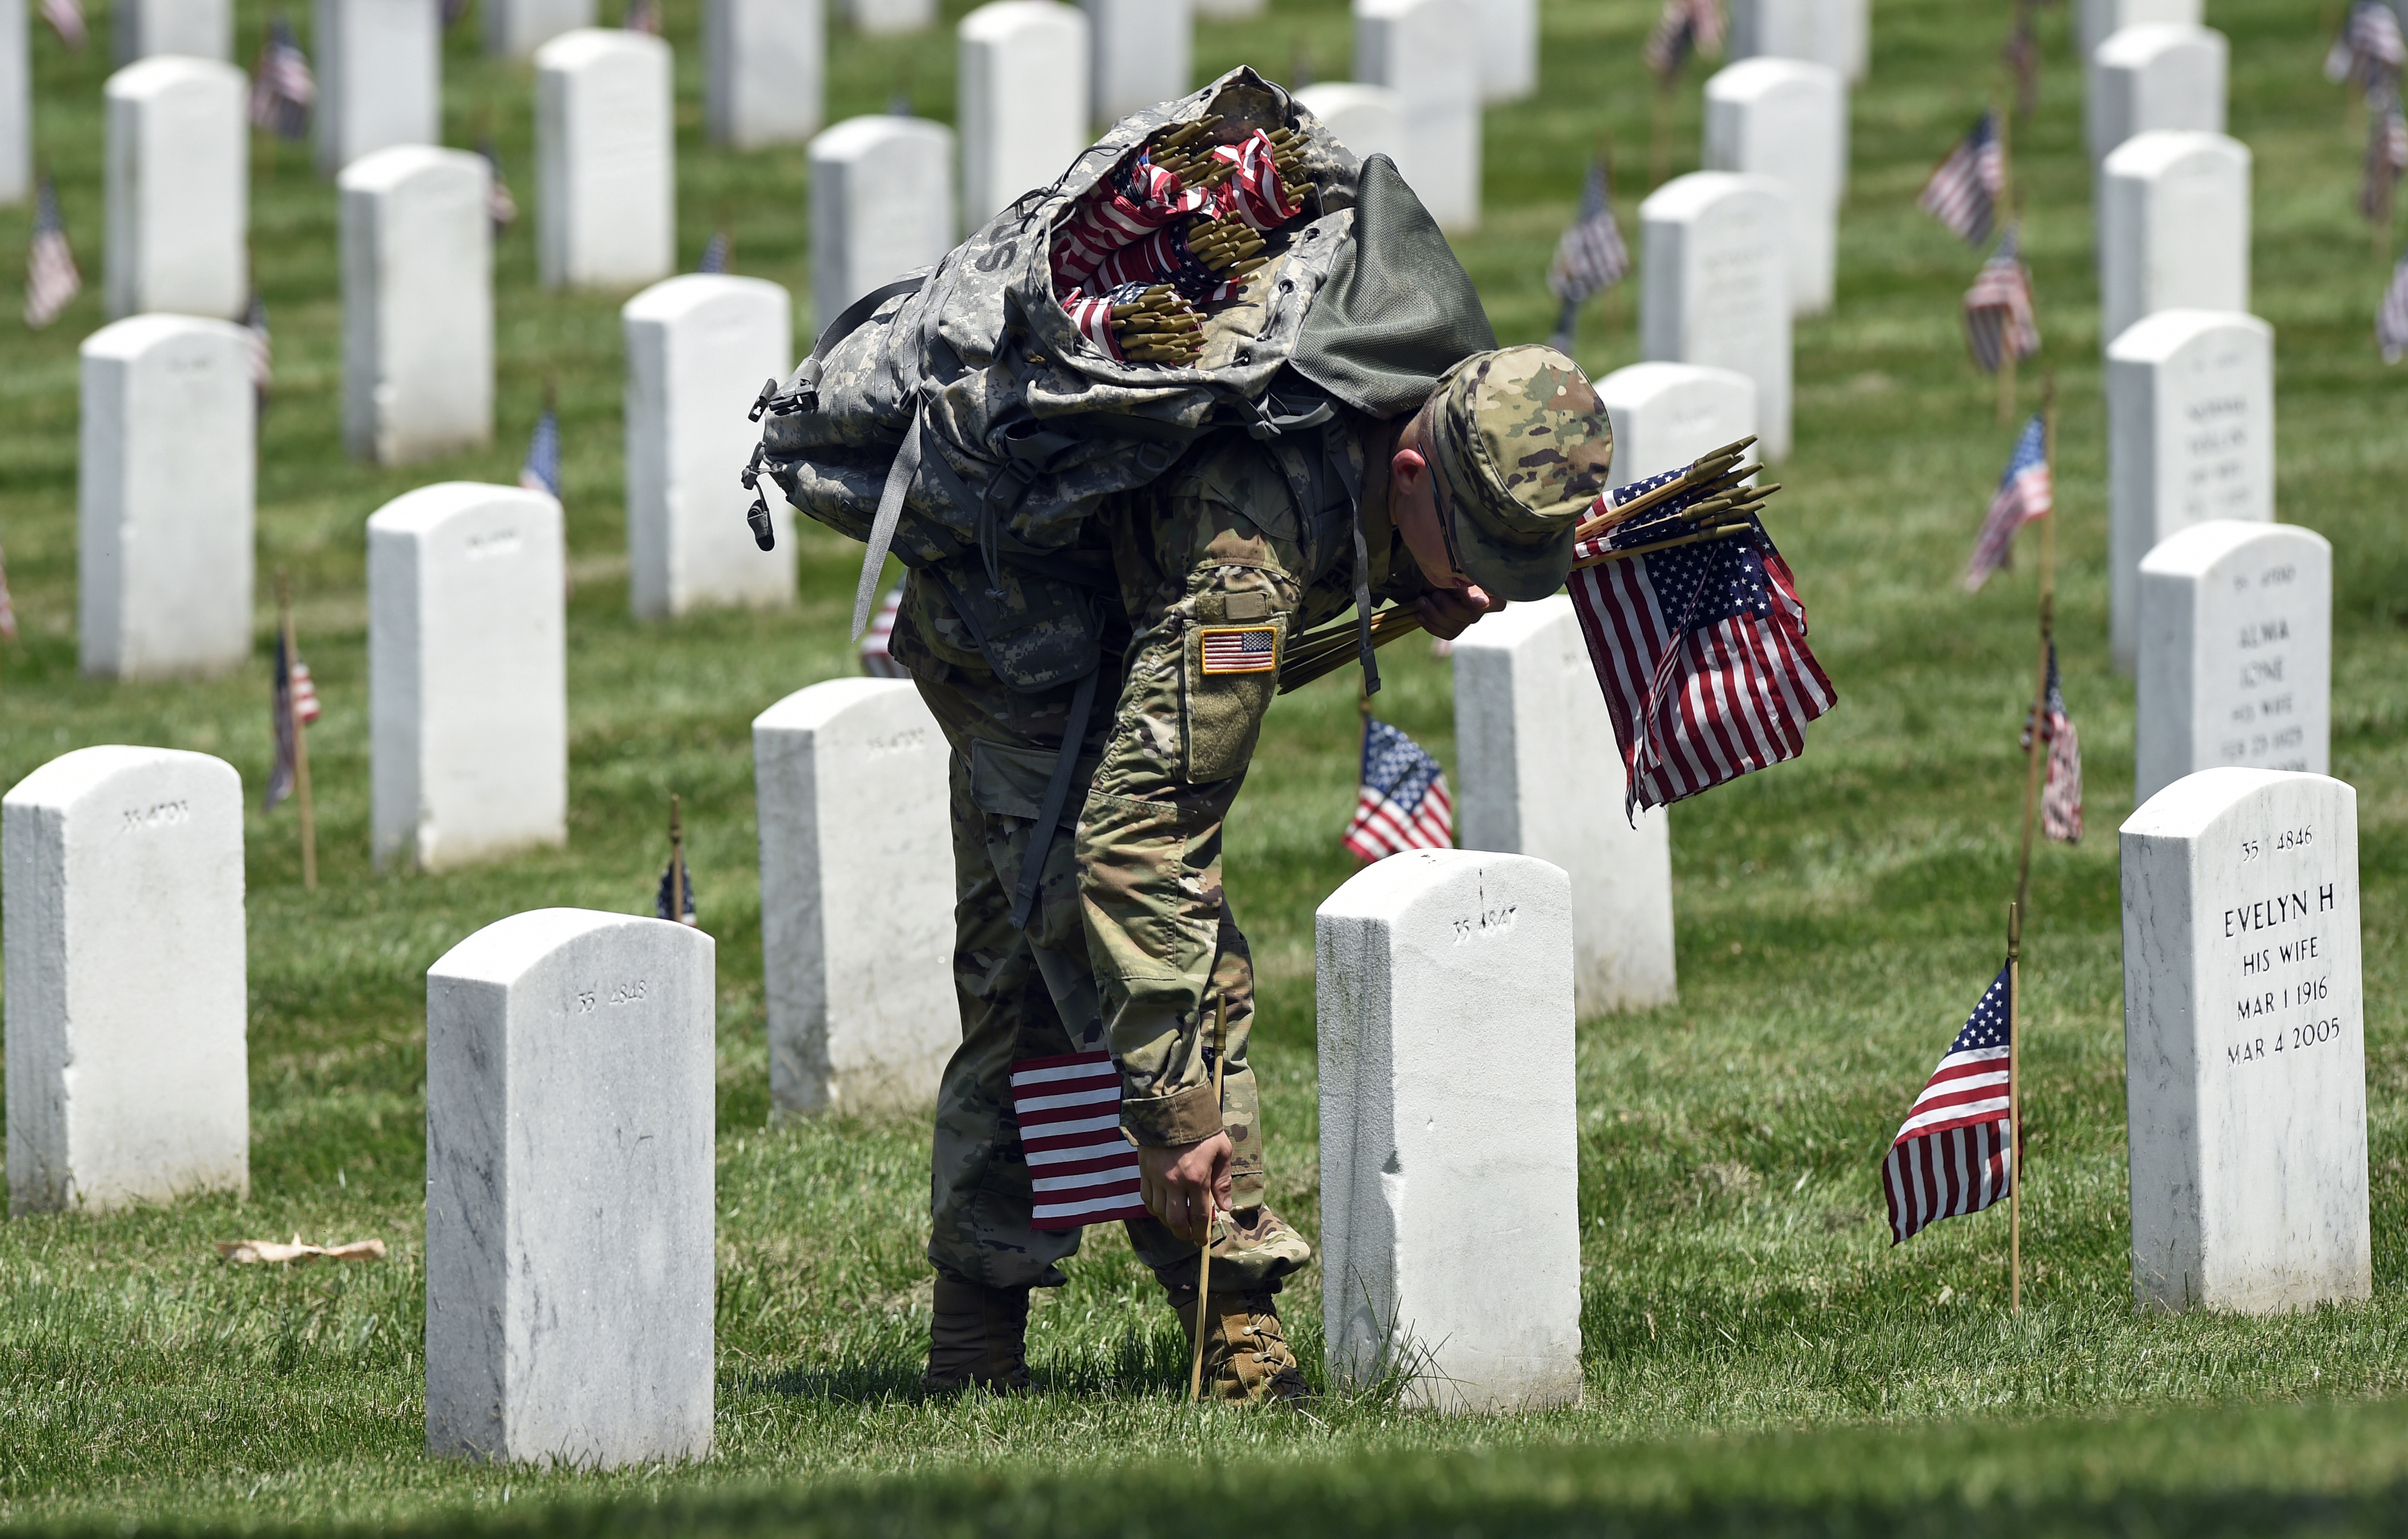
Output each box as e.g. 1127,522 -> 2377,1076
1080,451 -> 1306,1146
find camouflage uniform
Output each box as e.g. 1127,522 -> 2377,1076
894,344 -> 1612,1375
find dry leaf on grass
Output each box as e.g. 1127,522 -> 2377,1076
214,1236 -> 387,1265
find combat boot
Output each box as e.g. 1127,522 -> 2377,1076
923,1275 -> 1032,1394
1170,1286 -> 1311,1405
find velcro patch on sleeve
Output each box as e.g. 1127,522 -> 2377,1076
1198,625 -> 1279,674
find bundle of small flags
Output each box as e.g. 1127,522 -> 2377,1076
2380,249 -> 2408,362
1964,414 -> 2052,592
265,629 -> 320,812
519,397 -> 560,498
1641,0 -> 1723,84
1881,963 -> 2015,1245
1545,157 -> 1631,352
0,540 -> 18,643
481,140 -> 519,233
2327,0 -> 2406,100
2021,641 -> 2083,843
1919,112 -> 2006,247
1961,223 -> 2039,374
859,580 -> 908,679
39,0 -> 84,49
1566,439 -> 1837,818
248,14 -> 315,141
1342,719 -> 1454,862
24,175 -> 81,330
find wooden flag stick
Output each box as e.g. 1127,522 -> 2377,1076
668,794 -> 688,925
2007,899 -> 2023,1316
1188,996 -> 1230,1405
276,569 -> 317,892
1995,93 -> 2019,427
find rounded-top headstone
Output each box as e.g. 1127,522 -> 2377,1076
1594,362 -> 1758,489
808,114 -> 957,325
4,745 -> 248,1215
340,145 -> 496,467
2078,0 -> 2202,67
2120,767 -> 2367,1313
2098,130 -> 2249,349
1639,171 -> 1792,460
1703,56 -> 1847,316
114,0 -> 233,63
103,54 -> 248,321
1082,0 -> 1192,125
2136,520 -> 2330,805
485,0 -> 595,57
534,27 -> 676,291
1727,0 -> 1868,83
1295,83 -> 1408,168
314,0 -> 443,176
1354,0 -> 1482,227
958,0 -> 1091,225
2088,22 -> 2226,163
844,0 -> 937,29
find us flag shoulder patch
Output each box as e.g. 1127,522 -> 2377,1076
1200,624 -> 1278,674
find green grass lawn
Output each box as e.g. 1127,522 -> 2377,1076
6,0 -> 2408,1531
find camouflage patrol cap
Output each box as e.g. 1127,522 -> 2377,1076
1421,345 -> 1613,602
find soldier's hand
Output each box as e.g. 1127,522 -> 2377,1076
1138,1132 -> 1234,1246
1417,583 -> 1492,639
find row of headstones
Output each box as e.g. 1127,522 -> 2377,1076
1,740 -> 2364,1441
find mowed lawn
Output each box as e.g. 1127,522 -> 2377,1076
7,0 -> 2408,1532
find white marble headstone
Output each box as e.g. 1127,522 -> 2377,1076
367,483 -> 568,872
341,146 -> 495,467
1082,0 -> 1190,124
1318,849 -> 1582,1412
1640,171 -> 1791,461
959,1 -> 1090,225
706,0 -> 823,149
1472,0 -> 1537,103
2078,0 -> 2201,86
1295,82 -> 1408,169
1454,597 -> 1677,1015
78,315 -> 255,680
754,680 -> 956,1115
2137,522 -> 2330,806
425,908 -> 714,1466
104,55 -> 247,320
535,28 -> 675,291
2098,131 -> 2250,352
314,0 -> 441,176
2121,768 -> 2368,1314
810,115 -> 957,326
114,0 -> 231,62
1594,362 -> 1758,489
1,0 -> 28,208
1703,57 -> 1847,316
2106,308 -> 2271,671
1194,0 -> 1264,14
484,0 -> 594,57
1354,0 -> 1482,229
2088,23 -> 2225,164
4,746 -> 248,1216
842,0 -> 935,29
623,273 -> 795,619
1728,0 -> 1868,83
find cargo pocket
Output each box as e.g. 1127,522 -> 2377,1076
1182,617 -> 1282,783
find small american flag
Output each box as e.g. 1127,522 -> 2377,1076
1200,625 -> 1278,674
2002,5 -> 2040,117
0,540 -> 18,643
265,630 -> 320,811
697,229 -> 732,274
24,176 -> 81,331
39,0 -> 84,49
248,14 -> 315,142
1546,157 -> 1631,351
859,579 -> 907,678
1641,0 -> 1723,83
2021,640 -> 2082,844
1882,963 -> 2014,1246
443,0 -> 471,26
622,0 -> 660,33
519,401 -> 560,498
2381,248 -> 2408,362
1012,1052 -> 1148,1231
244,291 -> 273,410
2360,98 -> 2408,225
1344,719 -> 1453,862
656,854 -> 696,925
1569,465 -> 1838,817
481,139 -> 519,233
1961,223 -> 2039,374
1964,414 -> 2051,593
2328,1 -> 2406,94
1919,113 -> 2005,247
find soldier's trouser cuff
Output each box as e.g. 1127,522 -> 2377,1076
1122,1080 -> 1225,1146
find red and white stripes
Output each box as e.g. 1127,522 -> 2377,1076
1011,1052 -> 1148,1231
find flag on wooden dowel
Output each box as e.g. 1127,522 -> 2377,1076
39,0 -> 85,49
1919,113 -> 2005,247
2328,0 -> 2406,96
1011,1052 -> 1149,1230
1546,156 -> 1631,351
248,14 -> 315,141
519,396 -> 560,498
697,229 -> 732,274
657,797 -> 697,926
2021,641 -> 2083,843
0,541 -> 18,643
859,579 -> 907,678
2381,247 -> 2408,361
1962,223 -> 2040,374
481,139 -> 519,233
2001,2 -> 2041,117
244,291 -> 273,410
1343,719 -> 1453,861
24,176 -> 80,331
1881,963 -> 2015,1245
265,628 -> 319,812
622,0 -> 660,33
1641,0 -> 1722,83
2360,97 -> 2408,225
1964,414 -> 2052,592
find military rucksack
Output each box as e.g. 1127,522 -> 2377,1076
742,66 -> 1496,925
